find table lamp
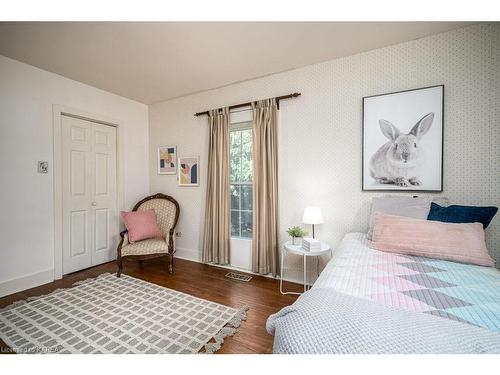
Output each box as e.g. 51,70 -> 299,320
302,207 -> 323,238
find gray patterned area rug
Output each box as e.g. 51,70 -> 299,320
0,273 -> 248,354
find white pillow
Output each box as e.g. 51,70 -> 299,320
385,195 -> 449,207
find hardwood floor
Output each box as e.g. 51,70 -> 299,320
0,257 -> 301,354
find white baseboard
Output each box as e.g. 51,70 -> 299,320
0,269 -> 54,298
175,247 -> 202,263
174,248 -> 305,285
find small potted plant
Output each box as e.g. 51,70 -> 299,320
286,226 -> 307,246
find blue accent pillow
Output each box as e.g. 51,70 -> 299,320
427,202 -> 498,229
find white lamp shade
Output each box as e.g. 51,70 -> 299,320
302,207 -> 324,224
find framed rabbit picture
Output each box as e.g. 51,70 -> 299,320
362,85 -> 444,192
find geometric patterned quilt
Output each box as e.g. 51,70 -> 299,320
313,233 -> 500,332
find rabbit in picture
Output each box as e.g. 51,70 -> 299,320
369,112 -> 434,187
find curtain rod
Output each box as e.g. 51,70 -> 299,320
194,92 -> 301,117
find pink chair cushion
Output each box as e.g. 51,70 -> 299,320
120,210 -> 164,243
370,213 -> 495,267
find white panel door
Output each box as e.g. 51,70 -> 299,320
62,115 -> 117,274
91,122 -> 118,266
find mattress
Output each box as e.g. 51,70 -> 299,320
266,232 -> 500,353
314,232 -> 500,332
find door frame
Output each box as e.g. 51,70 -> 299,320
52,105 -> 124,279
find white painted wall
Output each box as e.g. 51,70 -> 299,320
0,55 -> 149,296
149,23 -> 500,282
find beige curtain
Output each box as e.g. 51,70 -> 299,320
252,98 -> 279,276
202,108 -> 231,265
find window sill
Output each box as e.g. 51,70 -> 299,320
231,236 -> 253,242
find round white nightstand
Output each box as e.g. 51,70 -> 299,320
280,240 -> 332,295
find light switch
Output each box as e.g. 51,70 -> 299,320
38,161 -> 48,174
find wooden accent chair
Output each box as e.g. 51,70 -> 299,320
117,193 -> 180,277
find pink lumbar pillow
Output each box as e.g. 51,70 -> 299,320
370,213 -> 495,267
120,210 -> 164,243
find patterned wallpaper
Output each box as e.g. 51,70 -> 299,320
149,23 -> 500,281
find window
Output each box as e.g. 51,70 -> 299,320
230,123 -> 253,238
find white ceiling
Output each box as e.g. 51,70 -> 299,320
0,22 -> 471,104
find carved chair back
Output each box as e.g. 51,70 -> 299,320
133,194 -> 180,238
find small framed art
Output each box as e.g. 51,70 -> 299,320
178,156 -> 199,186
158,146 -> 176,175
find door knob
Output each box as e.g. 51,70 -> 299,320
91,202 -> 97,206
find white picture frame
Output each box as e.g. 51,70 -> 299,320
178,156 -> 199,187
158,145 -> 177,175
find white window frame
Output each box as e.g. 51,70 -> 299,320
230,120 -> 253,239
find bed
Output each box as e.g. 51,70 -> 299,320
266,232 -> 500,354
